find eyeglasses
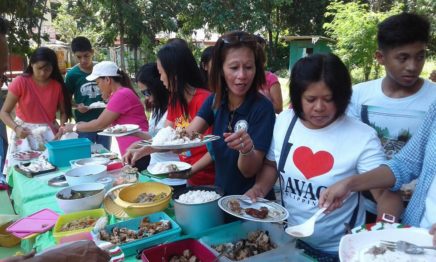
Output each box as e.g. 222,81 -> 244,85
0,75 -> 8,87
141,89 -> 151,97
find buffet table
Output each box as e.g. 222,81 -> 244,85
4,167 -> 311,262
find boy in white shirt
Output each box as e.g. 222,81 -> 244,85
347,13 -> 436,221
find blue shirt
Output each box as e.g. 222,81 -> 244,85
197,92 -> 276,195
387,100 -> 436,226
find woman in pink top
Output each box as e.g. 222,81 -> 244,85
0,47 -> 72,170
62,61 -> 150,169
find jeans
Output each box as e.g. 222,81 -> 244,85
78,131 -> 112,151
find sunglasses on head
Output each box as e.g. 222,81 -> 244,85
141,89 -> 151,97
221,33 -> 257,45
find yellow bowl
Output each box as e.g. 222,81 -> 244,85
115,182 -> 172,217
0,222 -> 21,247
122,197 -> 171,217
116,182 -> 172,207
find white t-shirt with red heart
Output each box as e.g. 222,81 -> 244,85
267,109 -> 386,252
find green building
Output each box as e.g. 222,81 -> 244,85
283,35 -> 334,72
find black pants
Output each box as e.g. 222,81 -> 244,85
296,240 -> 339,262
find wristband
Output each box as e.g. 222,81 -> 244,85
72,124 -> 78,132
377,213 -> 396,223
239,144 -> 255,156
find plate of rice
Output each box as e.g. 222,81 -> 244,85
139,126 -> 220,150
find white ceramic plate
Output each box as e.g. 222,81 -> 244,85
138,135 -> 220,150
87,102 -> 106,109
339,228 -> 436,262
149,176 -> 187,186
98,124 -> 140,137
218,195 -> 289,223
147,161 -> 191,176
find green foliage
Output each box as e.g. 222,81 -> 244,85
324,1 -> 402,81
0,0 -> 50,55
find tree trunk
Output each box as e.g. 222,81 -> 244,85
119,19 -> 126,71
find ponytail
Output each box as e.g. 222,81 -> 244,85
111,69 -> 138,97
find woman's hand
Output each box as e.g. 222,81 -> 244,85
244,184 -> 266,202
223,129 -> 254,154
15,126 -> 31,139
430,224 -> 436,247
76,103 -> 89,113
319,178 -> 352,212
61,123 -> 76,133
123,146 -> 153,165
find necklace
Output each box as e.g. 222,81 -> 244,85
227,110 -> 236,132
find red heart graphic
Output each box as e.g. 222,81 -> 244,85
293,146 -> 334,179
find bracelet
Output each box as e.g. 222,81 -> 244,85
239,144 -> 255,156
13,125 -> 21,131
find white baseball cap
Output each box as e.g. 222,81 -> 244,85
86,61 -> 120,81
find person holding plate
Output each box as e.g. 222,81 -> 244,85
187,31 -> 276,196
320,99 -> 436,242
245,53 -> 403,261
124,43 -> 215,186
62,61 -> 150,170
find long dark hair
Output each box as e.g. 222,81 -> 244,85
136,63 -> 169,123
157,43 -> 205,116
24,47 -> 73,120
200,46 -> 214,86
209,31 -> 265,109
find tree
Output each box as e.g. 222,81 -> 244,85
323,1 -> 402,81
0,0 -> 50,54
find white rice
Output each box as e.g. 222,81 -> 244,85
152,126 -> 201,145
177,190 -> 221,204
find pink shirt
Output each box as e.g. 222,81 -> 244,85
106,87 -> 148,155
8,76 -> 63,123
259,71 -> 279,101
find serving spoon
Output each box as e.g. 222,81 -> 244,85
285,207 -> 327,238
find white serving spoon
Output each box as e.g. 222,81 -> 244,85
285,207 -> 327,238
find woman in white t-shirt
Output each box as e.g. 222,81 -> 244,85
134,63 -> 179,165
245,53 -> 403,261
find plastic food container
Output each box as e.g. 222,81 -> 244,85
102,211 -> 181,256
199,221 -> 308,262
173,186 -> 224,235
52,208 -> 106,244
141,238 -> 216,262
46,138 -> 91,167
114,182 -> 172,217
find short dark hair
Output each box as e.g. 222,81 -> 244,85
0,17 -> 8,35
166,38 -> 189,49
210,31 -> 265,109
136,63 -> 169,123
290,53 -> 351,120
71,36 -> 92,53
157,43 -> 205,115
377,12 -> 430,51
